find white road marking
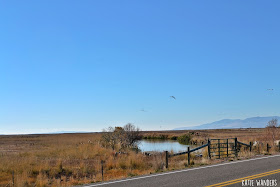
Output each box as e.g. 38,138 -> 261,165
83,154 -> 280,186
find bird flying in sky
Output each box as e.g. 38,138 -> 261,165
170,96 -> 176,100
267,89 -> 274,91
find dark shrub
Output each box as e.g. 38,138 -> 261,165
178,134 -> 192,145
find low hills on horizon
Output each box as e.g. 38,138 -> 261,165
174,116 -> 280,130
2,116 -> 279,135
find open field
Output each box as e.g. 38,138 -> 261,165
141,128 -> 272,145
0,128 -> 279,186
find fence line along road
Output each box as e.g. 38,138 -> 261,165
81,154 -> 280,187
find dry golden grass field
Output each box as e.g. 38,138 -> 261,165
0,128 -> 279,187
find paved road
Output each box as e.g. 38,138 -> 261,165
83,155 -> 280,187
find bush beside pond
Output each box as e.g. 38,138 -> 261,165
142,134 -> 168,140
177,134 -> 192,145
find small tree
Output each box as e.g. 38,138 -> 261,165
123,123 -> 141,148
101,124 -> 141,150
265,118 -> 279,143
102,126 -> 118,150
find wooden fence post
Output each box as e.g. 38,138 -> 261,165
218,139 -> 220,159
234,137 -> 238,158
250,142 -> 252,152
208,139 -> 211,159
165,151 -> 168,169
226,139 -> 229,158
187,147 -> 190,166
267,143 -> 269,153
12,170 -> 14,187
101,160 -> 105,181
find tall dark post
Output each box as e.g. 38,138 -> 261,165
226,139 -> 229,158
165,151 -> 168,169
279,143 -> 280,152
101,160 -> 105,181
267,143 -> 269,153
12,170 -> 14,187
250,142 -> 252,152
208,139 -> 211,159
218,139 -> 220,159
234,137 -> 238,158
187,146 -> 190,165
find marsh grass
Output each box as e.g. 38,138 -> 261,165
0,128 -> 279,186
0,133 -> 162,186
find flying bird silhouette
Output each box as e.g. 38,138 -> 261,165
267,89 -> 274,91
170,96 -> 176,100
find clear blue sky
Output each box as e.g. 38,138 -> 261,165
1,1 -> 280,134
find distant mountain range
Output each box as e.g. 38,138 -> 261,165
173,116 -> 280,130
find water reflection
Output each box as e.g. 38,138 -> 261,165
137,139 -> 192,153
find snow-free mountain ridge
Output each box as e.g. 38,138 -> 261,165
174,116 -> 280,130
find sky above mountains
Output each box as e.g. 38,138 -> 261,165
1,1 -> 280,134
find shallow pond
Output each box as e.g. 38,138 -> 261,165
137,139 -> 192,153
